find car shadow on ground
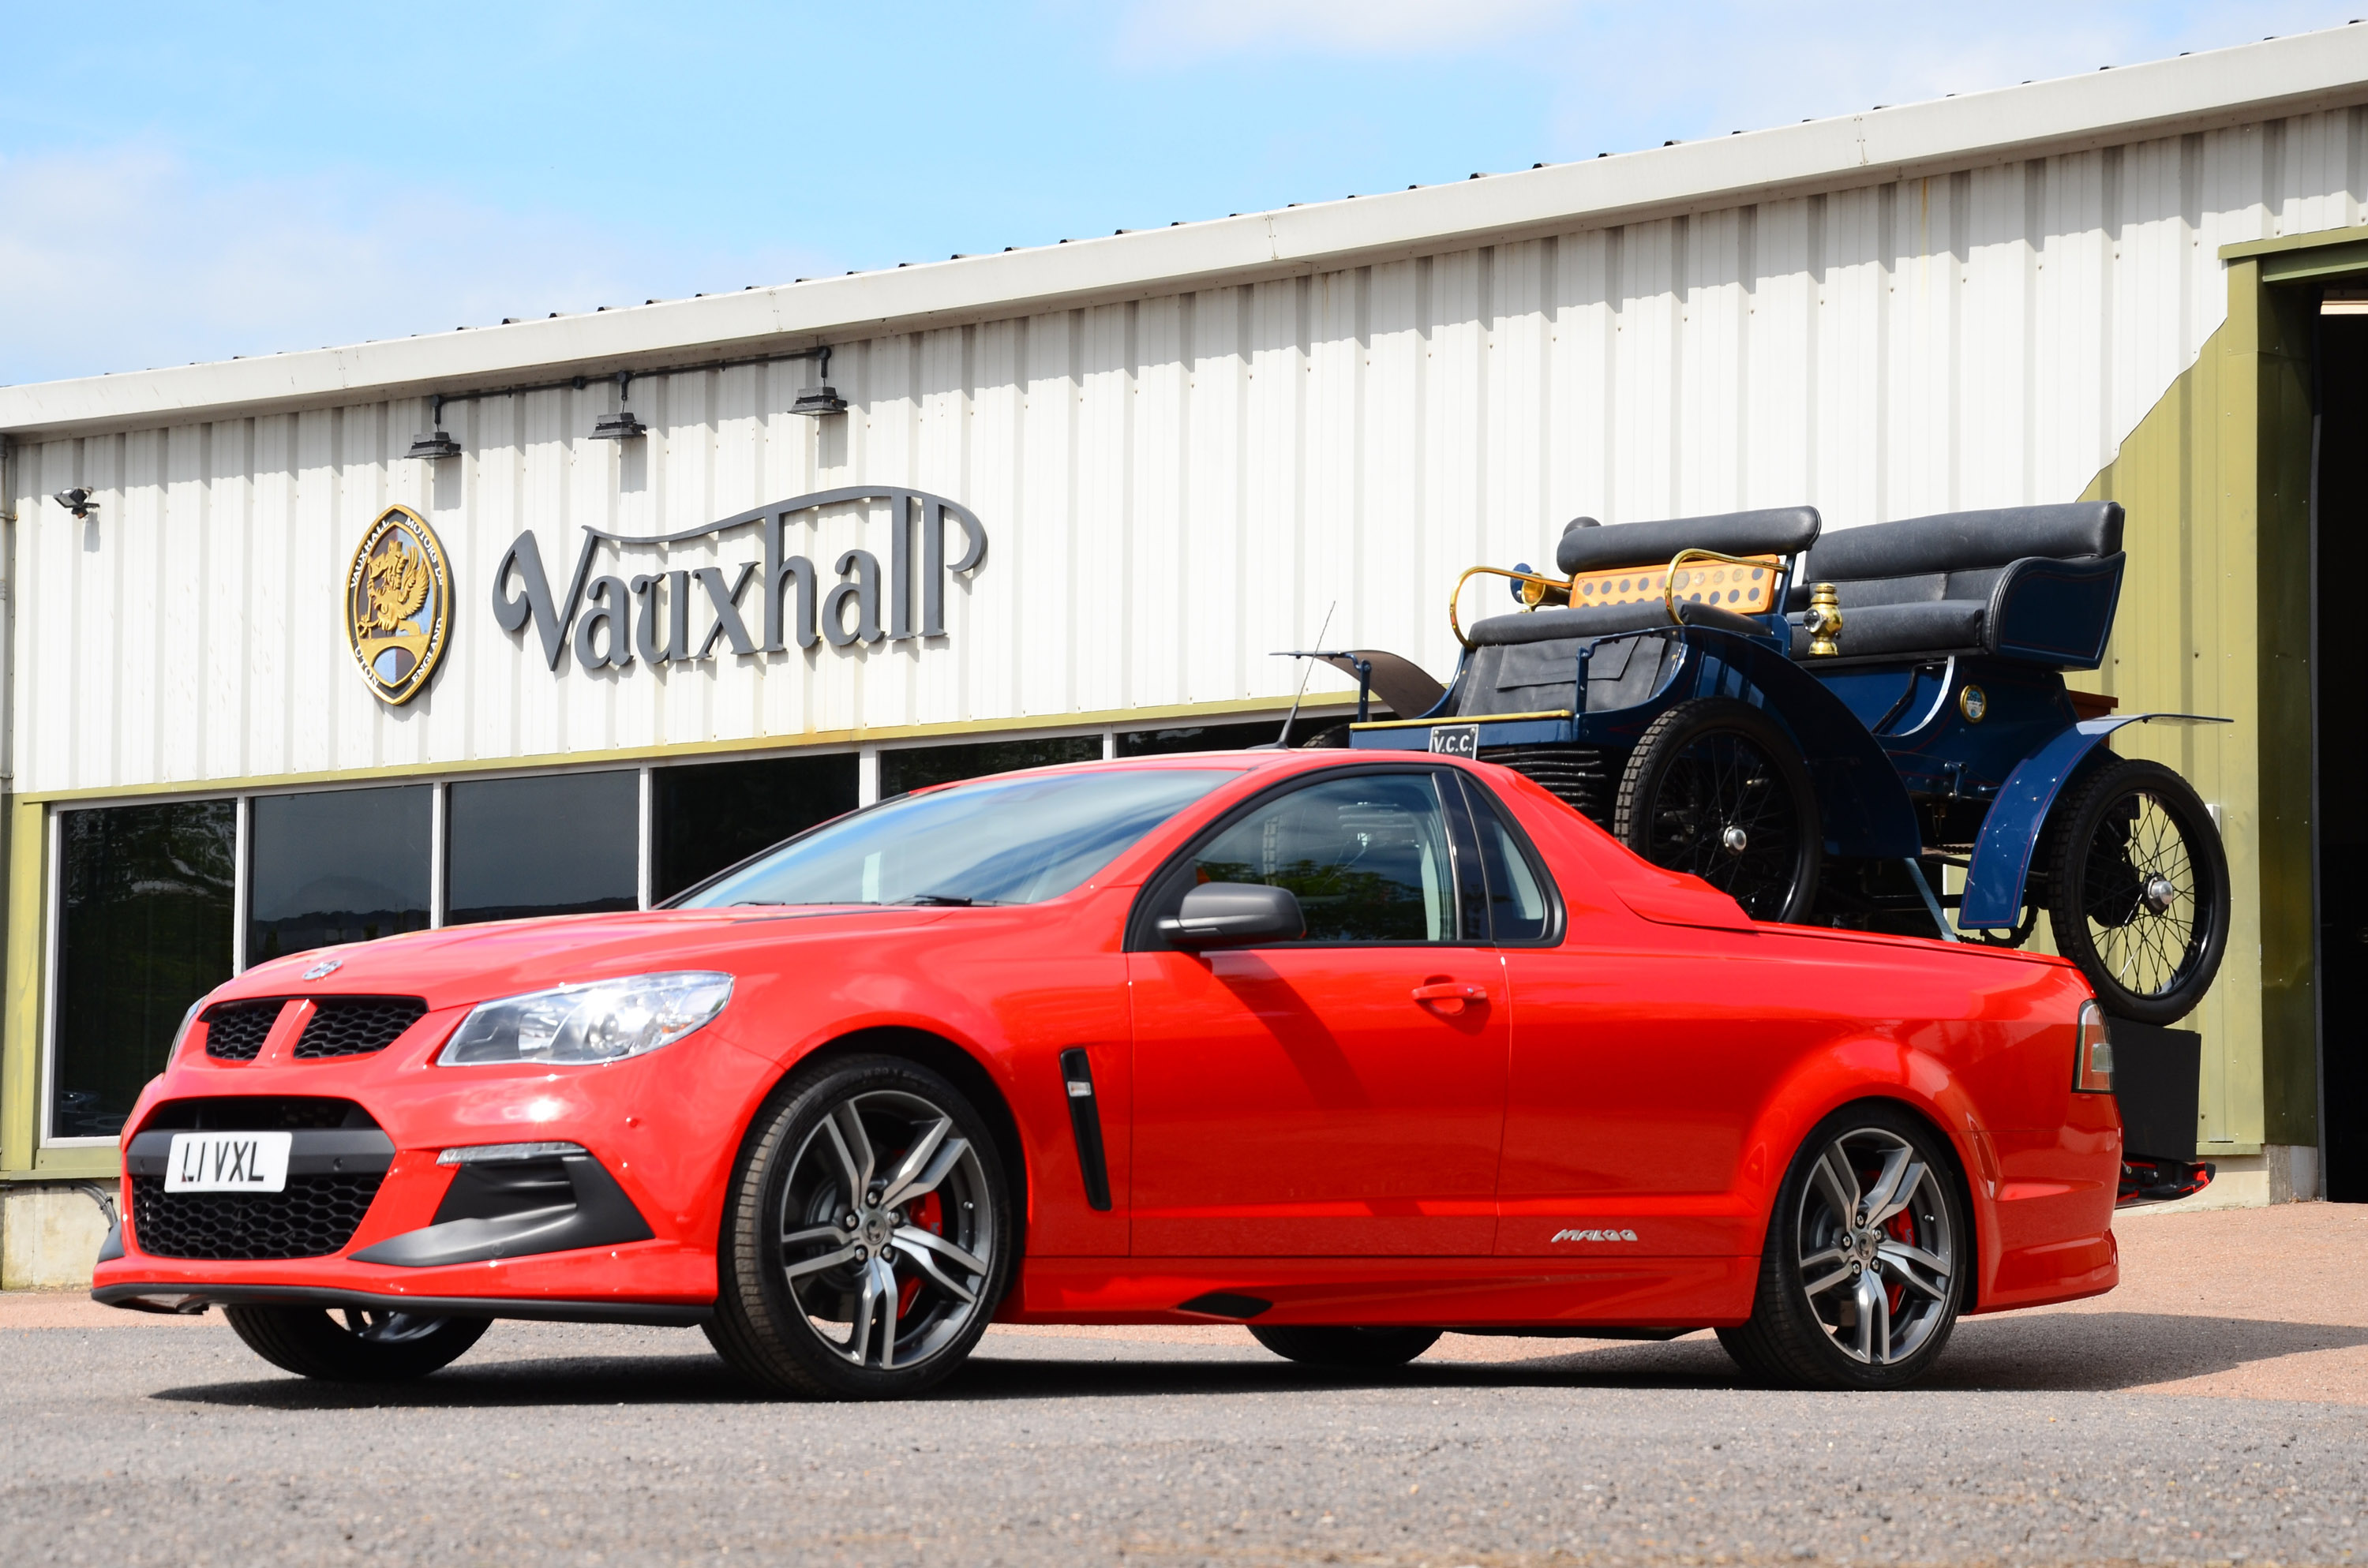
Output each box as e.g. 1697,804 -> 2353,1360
146,1309 -> 2368,1410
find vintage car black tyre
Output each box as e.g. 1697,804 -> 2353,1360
1248,1325 -> 1442,1368
1613,697 -> 1823,922
709,1053 -> 1014,1400
1718,1101 -> 1969,1391
2044,756 -> 2230,1025
223,1304 -> 488,1382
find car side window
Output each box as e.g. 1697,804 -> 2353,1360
1456,777 -> 1559,943
1188,773 -> 1463,943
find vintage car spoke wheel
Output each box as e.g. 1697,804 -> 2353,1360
1248,1325 -> 1442,1369
710,1054 -> 1012,1399
2045,757 -> 2229,1025
1718,1103 -> 1967,1390
1614,698 -> 1822,922
223,1304 -> 489,1383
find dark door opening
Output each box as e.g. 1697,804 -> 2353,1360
2317,302 -> 2368,1201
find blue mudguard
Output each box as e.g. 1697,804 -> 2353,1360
1682,630 -> 1923,859
1958,713 -> 2231,929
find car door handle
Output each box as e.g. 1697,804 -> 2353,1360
1412,982 -> 1489,1013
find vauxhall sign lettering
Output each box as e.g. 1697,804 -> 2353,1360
490,487 -> 987,674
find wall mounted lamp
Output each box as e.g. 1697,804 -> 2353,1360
406,395 -> 463,460
590,372 -> 648,440
789,346 -> 845,416
52,488 -> 99,519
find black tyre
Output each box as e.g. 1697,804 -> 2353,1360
1717,1102 -> 1969,1390
2045,757 -> 2229,1025
709,1053 -> 1014,1400
1613,697 -> 1822,922
223,1304 -> 488,1382
1248,1325 -> 1441,1368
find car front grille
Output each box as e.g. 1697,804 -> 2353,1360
201,1001 -> 287,1061
129,1173 -> 384,1260
292,997 -> 428,1059
1481,744 -> 1613,828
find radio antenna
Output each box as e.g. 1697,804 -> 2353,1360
1272,601 -> 1336,749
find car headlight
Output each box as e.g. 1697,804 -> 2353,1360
2072,998 -> 2114,1093
438,971 -> 734,1066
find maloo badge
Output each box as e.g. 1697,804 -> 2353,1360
346,505 -> 451,705
1550,1227 -> 1639,1243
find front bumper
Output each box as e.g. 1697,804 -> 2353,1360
92,1003 -> 779,1319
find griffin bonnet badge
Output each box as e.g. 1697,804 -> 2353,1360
345,504 -> 451,705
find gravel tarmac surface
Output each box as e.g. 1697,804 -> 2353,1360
5,1205 -> 2362,1568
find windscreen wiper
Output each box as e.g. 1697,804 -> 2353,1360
895,893 -> 994,907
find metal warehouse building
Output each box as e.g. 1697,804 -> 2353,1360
3,28 -> 2366,1282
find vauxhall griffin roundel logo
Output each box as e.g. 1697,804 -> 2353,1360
346,505 -> 451,706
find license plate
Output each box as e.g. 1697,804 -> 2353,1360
164,1132 -> 292,1194
1427,724 -> 1479,758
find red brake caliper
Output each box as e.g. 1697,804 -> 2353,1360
897,1192 -> 945,1317
1883,1207 -> 1915,1316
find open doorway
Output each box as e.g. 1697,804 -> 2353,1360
2317,294 -> 2368,1201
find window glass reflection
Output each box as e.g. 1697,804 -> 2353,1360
878,735 -> 1102,798
52,800 -> 235,1139
446,771 -> 639,925
248,786 -> 431,963
1191,775 -> 1458,943
652,754 -> 860,902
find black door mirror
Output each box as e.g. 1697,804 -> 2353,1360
1158,883 -> 1305,950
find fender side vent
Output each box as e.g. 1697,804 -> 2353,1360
1178,1290 -> 1272,1319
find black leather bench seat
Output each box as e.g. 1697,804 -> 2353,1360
1784,502 -> 2126,670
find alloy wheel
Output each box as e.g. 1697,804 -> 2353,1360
774,1088 -> 996,1372
1793,1126 -> 1957,1367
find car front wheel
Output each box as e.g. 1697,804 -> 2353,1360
1718,1103 -> 1968,1390
709,1053 -> 1014,1399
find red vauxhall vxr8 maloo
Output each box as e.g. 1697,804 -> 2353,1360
95,750 -> 2122,1397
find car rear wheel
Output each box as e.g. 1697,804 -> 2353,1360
1247,1325 -> 1441,1368
2045,756 -> 2229,1025
223,1304 -> 489,1382
1613,698 -> 1822,922
709,1054 -> 1014,1400
1718,1103 -> 1967,1390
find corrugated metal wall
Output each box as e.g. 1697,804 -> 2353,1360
9,109 -> 2366,798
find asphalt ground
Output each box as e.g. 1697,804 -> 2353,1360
3,1204 -> 2362,1568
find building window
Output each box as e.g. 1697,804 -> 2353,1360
51,800 -> 236,1140
1118,720 -> 1283,755
445,771 -> 639,926
247,786 -> 433,964
652,753 -> 860,903
878,735 -> 1103,798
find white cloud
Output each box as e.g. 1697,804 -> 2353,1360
0,146 -> 830,387
1117,0 -> 1563,62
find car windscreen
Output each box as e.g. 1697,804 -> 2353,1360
674,768 -> 1239,909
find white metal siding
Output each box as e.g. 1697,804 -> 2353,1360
9,108 -> 2366,797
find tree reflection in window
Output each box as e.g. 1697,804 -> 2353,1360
1191,776 -> 1456,943
53,799 -> 235,1138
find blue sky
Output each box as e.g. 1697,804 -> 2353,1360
2,1 -> 2358,386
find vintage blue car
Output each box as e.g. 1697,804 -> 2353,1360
1310,502 -> 2229,1039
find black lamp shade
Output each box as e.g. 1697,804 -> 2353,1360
790,385 -> 849,416
590,412 -> 648,440
406,432 -> 464,460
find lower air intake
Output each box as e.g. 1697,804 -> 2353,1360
129,1173 -> 384,1260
